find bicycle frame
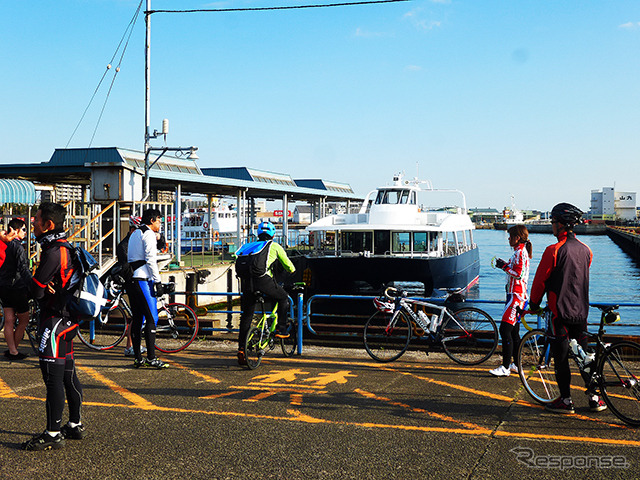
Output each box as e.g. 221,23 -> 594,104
394,297 -> 473,342
252,299 -> 279,350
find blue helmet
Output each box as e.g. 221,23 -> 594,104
257,221 -> 276,238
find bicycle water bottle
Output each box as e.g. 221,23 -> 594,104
569,339 -> 587,366
417,311 -> 431,329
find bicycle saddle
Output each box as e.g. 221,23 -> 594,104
592,304 -> 619,313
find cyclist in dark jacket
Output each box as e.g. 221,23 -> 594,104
529,203 -> 605,414
21,202 -> 85,451
0,218 -> 32,360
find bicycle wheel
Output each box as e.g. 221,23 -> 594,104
245,326 -> 266,369
598,341 -> 640,426
26,317 -> 41,355
281,319 -> 298,357
441,307 -> 498,365
154,302 -> 199,353
517,329 -> 559,404
77,305 -> 128,350
363,310 -> 412,362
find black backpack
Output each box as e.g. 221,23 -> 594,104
234,240 -> 271,279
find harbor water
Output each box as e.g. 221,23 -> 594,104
471,229 -> 640,336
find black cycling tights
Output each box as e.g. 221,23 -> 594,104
499,322 -> 520,368
551,321 -> 588,398
40,356 -> 83,431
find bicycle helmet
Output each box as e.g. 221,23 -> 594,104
129,215 -> 142,228
257,221 -> 276,238
373,296 -> 394,313
550,203 -> 583,227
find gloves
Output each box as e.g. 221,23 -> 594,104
154,283 -> 166,297
529,303 -> 543,315
495,258 -> 507,269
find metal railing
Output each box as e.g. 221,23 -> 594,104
181,291 -> 640,357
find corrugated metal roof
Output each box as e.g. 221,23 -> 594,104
0,179 -> 37,205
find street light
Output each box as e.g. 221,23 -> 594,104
143,118 -> 198,200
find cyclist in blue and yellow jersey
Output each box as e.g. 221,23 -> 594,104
22,202 -> 85,451
529,202 -> 606,414
236,221 -> 295,366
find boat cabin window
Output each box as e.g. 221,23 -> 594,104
443,231 -> 457,255
340,231 -> 372,253
373,231 -> 391,255
413,232 -> 437,252
374,189 -> 416,205
392,232 -> 411,253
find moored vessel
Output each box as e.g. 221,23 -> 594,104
293,173 -> 480,296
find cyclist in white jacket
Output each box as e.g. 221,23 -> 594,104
127,208 -> 168,369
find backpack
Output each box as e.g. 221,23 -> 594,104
62,244 -> 108,319
234,240 -> 272,279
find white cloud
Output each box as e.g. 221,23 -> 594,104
404,7 -> 443,31
618,22 -> 640,29
406,65 -> 423,71
353,27 -> 392,38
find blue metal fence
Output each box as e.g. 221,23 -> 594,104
176,291 -> 640,356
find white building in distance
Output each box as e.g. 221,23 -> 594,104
590,187 -> 637,221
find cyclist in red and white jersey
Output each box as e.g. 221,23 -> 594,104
490,225 -> 531,377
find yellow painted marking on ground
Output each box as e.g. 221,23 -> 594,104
355,388 -> 492,433
244,390 -> 279,402
77,365 -> 156,409
304,370 -> 357,386
290,393 -> 303,406
392,368 -> 628,429
250,369 -> 310,383
162,358 -> 221,384
8,388 -> 639,446
232,384 -> 326,394
200,391 -> 242,400
0,376 -> 19,398
393,369 -> 517,403
247,382 -> 324,389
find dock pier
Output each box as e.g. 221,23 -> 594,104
606,226 -> 640,262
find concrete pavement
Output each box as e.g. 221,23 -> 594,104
0,340 -> 638,479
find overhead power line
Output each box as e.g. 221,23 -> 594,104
146,0 -> 410,15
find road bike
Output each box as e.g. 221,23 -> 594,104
77,275 -> 199,353
243,286 -> 302,369
518,305 -> 640,426
363,287 -> 499,365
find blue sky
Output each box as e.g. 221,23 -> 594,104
1,0 -> 639,211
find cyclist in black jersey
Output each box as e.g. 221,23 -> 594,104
0,218 -> 32,360
21,202 -> 85,451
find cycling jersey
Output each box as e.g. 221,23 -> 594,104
0,238 -> 32,288
128,225 -> 161,283
31,231 -> 77,319
501,242 -> 529,297
530,231 -> 592,323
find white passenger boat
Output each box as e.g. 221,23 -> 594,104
296,173 -> 480,295
181,203 -> 237,252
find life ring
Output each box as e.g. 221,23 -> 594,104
203,221 -> 209,230
212,230 -> 220,242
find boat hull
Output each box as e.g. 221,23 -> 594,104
292,248 -> 480,296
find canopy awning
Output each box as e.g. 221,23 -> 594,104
0,179 -> 37,205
